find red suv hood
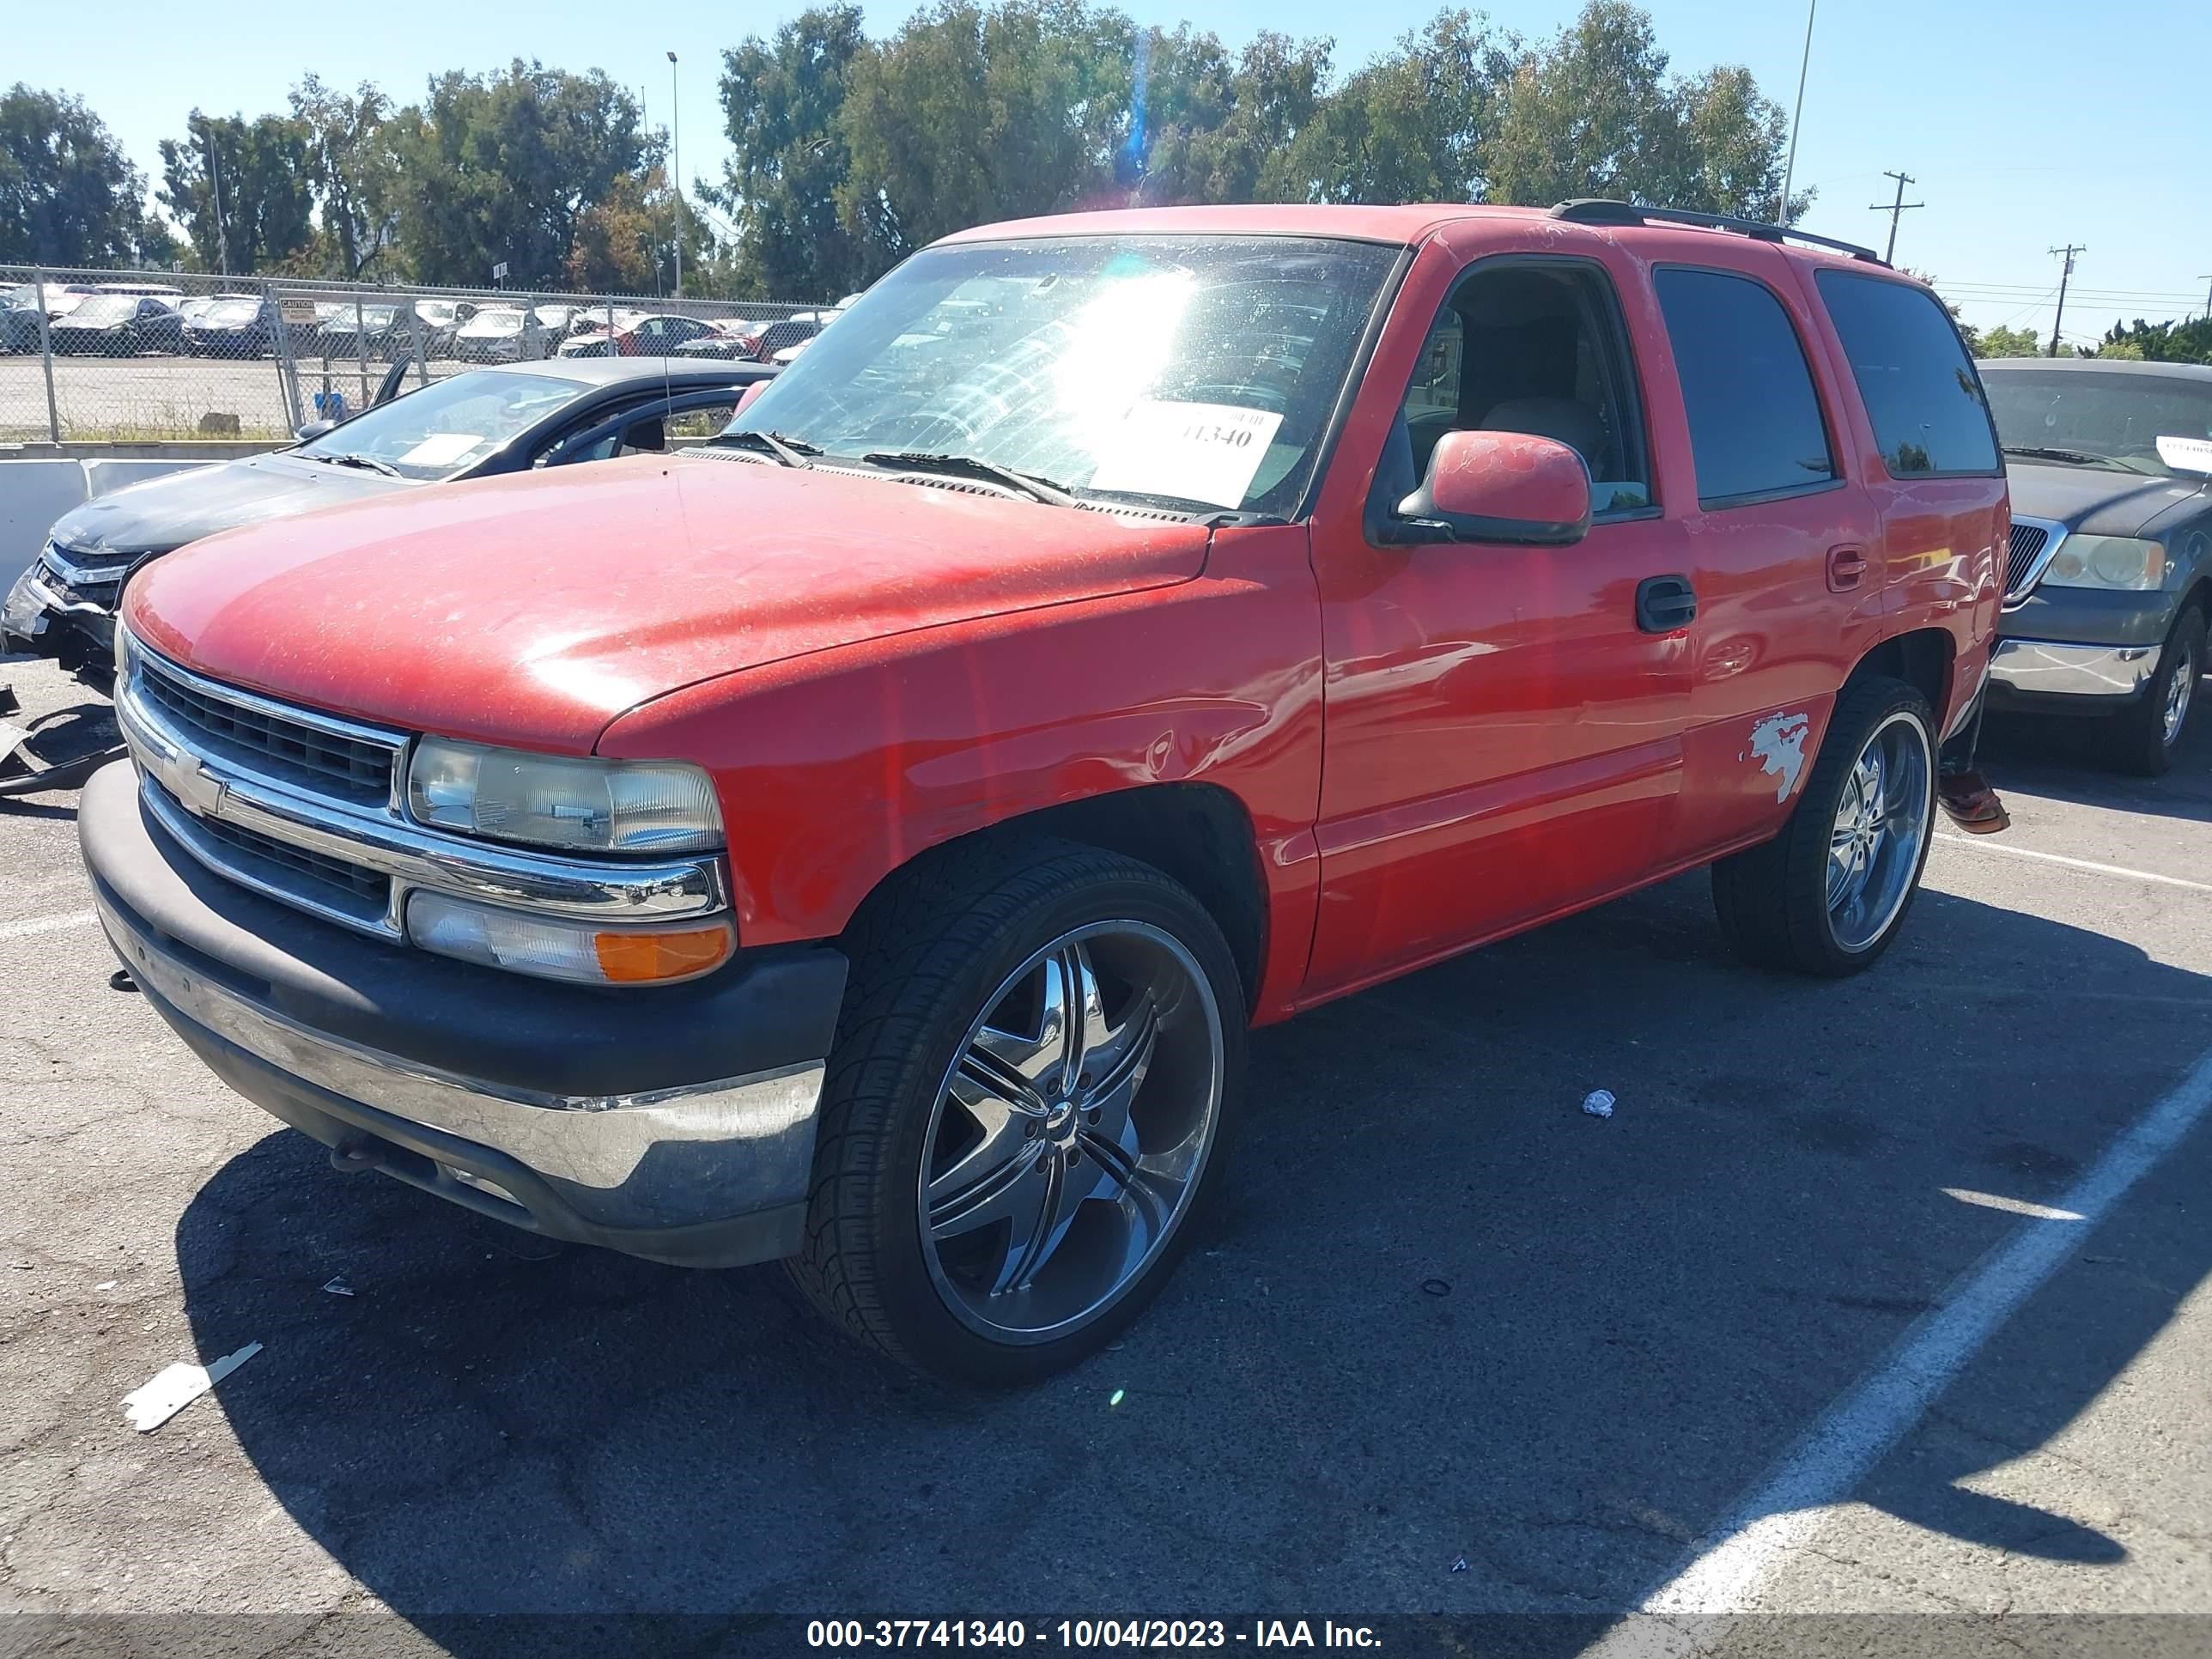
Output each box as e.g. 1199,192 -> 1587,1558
125,455 -> 1212,753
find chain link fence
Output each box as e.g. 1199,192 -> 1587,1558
0,266 -> 833,443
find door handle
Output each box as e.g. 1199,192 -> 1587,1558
1635,574 -> 1698,634
1826,544 -> 1869,592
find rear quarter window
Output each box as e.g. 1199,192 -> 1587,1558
1815,271 -> 2001,477
1654,268 -> 1837,507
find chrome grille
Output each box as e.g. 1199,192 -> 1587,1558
133,647 -> 400,804
150,779 -> 392,921
2005,523 -> 2049,596
40,550 -> 125,609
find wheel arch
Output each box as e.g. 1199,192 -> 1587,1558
1850,627 -> 1954,725
839,781 -> 1271,1019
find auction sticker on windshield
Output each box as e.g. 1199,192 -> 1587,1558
396,434 -> 483,469
1089,399 -> 1285,507
2157,434 -> 2212,475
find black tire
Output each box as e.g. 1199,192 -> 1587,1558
2104,605 -> 2203,778
787,839 -> 1247,1385
1712,675 -> 1938,977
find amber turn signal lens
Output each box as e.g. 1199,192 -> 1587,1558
592,924 -> 735,983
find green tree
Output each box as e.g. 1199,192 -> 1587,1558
836,1 -> 1133,269
1281,11 -> 1515,204
1974,324 -> 2041,359
158,112 -> 317,275
2099,317 -> 2212,366
386,62 -> 657,287
0,84 -> 160,267
1486,1 -> 1802,219
713,6 -> 870,301
289,76 -> 396,280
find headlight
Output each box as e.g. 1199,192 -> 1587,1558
2041,535 -> 2167,592
406,890 -> 734,985
405,738 -> 723,854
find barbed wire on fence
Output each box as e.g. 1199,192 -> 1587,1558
0,264 -> 830,444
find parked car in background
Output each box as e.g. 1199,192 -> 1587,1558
3,357 -> 775,683
0,283 -> 99,352
75,202 -> 2010,1384
533,302 -> 586,337
314,303 -> 413,362
46,294 -> 186,356
454,305 -> 562,362
669,318 -> 762,361
554,309 -> 647,357
1979,357 -> 2212,772
182,295 -> 278,358
413,299 -> 477,355
560,312 -> 717,357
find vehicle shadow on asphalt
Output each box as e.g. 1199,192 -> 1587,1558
1982,708 -> 2212,824
169,872 -> 2212,1647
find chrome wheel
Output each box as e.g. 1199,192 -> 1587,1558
1826,710 -> 1932,954
2161,641 -> 2196,747
918,921 -> 1224,1345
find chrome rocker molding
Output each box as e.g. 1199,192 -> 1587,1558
97,884 -> 826,1249
1988,638 -> 2161,700
114,632 -> 730,940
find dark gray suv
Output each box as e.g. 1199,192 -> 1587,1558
1981,358 -> 2212,773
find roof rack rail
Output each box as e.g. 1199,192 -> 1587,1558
1547,199 -> 1888,265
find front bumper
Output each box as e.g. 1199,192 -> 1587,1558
3,564 -> 116,672
1987,638 -> 2160,708
79,759 -> 848,1267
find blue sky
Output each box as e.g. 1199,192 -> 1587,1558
15,0 -> 2209,341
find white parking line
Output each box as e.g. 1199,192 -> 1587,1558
0,908 -> 96,942
1936,833 -> 2212,894
1593,1040 -> 2212,1651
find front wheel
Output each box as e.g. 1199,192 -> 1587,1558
2105,606 -> 2203,777
789,842 -> 1245,1385
1712,676 -> 1937,976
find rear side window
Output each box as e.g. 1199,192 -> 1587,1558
1816,271 -> 2000,477
1655,268 -> 1836,507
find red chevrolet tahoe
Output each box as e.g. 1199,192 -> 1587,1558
82,202 -> 2009,1382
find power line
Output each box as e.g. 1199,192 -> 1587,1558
2047,245 -> 2085,357
1868,171 -> 1923,264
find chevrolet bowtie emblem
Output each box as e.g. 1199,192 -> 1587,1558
170,757 -> 229,818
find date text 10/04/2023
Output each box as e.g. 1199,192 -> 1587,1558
805,1620 -> 1384,1649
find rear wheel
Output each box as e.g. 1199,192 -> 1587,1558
2105,605 -> 2203,777
788,842 -> 1245,1385
1713,676 -> 1936,976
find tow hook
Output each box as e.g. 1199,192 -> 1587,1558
329,1139 -> 380,1174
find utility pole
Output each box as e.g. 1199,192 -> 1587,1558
2048,245 -> 2084,356
2201,274 -> 2212,321
1868,171 -> 1923,264
666,51 -> 682,300
1778,0 -> 1818,222
199,117 -> 230,278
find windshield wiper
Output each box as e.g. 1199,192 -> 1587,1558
714,429 -> 817,468
860,451 -> 1081,507
2002,444 -> 2117,469
313,452 -> 403,478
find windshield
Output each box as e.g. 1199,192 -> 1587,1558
470,308 -> 526,332
69,297 -> 142,326
1984,368 -> 2212,479
204,301 -> 260,325
295,369 -> 580,480
726,234 -> 1401,515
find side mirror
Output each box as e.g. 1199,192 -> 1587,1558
294,417 -> 338,442
733,381 -> 769,416
1392,428 -> 1592,547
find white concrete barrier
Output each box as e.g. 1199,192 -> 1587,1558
0,458 -> 219,592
